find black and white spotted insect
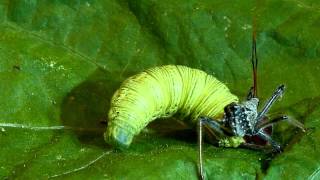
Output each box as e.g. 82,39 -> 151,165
197,34 -> 305,179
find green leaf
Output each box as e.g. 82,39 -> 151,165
0,0 -> 319,179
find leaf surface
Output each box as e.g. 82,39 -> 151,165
0,0 -> 319,179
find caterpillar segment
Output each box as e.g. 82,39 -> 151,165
105,65 -> 239,148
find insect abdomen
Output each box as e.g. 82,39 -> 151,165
105,65 -> 238,148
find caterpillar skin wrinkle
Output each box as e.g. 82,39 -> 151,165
105,65 -> 238,148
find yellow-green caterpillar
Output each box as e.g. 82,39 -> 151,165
105,65 -> 238,148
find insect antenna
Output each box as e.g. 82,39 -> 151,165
251,15 -> 258,98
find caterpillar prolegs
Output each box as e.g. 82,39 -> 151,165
105,65 -> 238,148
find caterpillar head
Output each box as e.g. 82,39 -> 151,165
104,125 -> 134,150
223,98 -> 259,137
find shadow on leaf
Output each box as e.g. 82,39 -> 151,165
60,68 -> 121,148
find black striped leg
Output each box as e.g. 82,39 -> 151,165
256,115 -> 306,132
256,130 -> 282,152
256,85 -> 286,122
198,117 -> 227,180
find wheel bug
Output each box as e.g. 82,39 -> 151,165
197,29 -> 306,180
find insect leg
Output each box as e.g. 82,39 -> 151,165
201,117 -> 230,138
256,85 -> 285,121
198,118 -> 205,180
256,115 -> 306,131
256,130 -> 282,152
240,142 -> 273,152
198,117 -> 227,180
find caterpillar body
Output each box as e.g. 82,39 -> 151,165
105,65 -> 238,148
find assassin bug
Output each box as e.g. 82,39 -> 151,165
197,31 -> 306,179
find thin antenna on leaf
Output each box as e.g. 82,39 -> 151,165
251,5 -> 258,98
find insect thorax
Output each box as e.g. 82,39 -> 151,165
224,98 -> 259,137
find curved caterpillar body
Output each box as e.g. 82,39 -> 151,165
105,65 -> 238,148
